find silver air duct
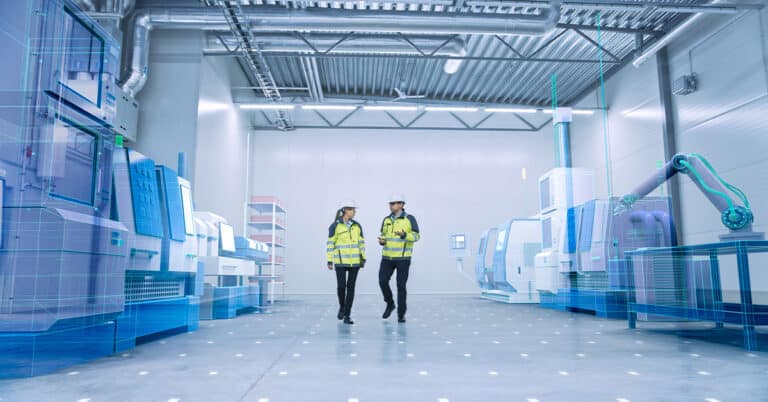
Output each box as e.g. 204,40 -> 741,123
120,4 -> 560,96
633,0 -> 727,67
204,33 -> 468,74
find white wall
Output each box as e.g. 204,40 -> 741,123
135,30 -> 203,181
572,55 -> 667,200
667,9 -> 768,302
668,9 -> 768,244
249,125 -> 555,295
133,30 -> 251,235
193,57 -> 251,235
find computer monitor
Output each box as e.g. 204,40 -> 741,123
219,222 -> 236,253
179,184 -> 194,236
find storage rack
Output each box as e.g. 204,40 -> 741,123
247,196 -> 286,303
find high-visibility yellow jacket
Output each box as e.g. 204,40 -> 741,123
327,219 -> 366,267
380,211 -> 420,260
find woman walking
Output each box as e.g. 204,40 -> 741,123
327,201 -> 366,325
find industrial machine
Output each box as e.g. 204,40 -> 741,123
482,219 -> 542,303
235,235 -> 270,262
619,153 -> 765,341
532,168 -> 679,317
474,228 -> 497,290
197,213 -> 256,278
197,213 -> 269,320
544,196 -> 677,318
111,148 -> 201,352
534,167 -> 595,295
532,154 -> 751,318
0,0 -> 127,377
528,108 -> 678,317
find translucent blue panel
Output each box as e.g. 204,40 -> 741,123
47,119 -> 97,205
156,166 -> 185,242
59,8 -> 103,106
127,150 -> 162,238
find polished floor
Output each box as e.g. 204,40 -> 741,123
1,295 -> 767,402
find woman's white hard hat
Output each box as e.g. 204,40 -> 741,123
339,200 -> 359,209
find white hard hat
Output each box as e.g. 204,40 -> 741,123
388,193 -> 406,204
339,200 -> 358,209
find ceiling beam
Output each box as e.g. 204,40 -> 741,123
207,51 -> 623,64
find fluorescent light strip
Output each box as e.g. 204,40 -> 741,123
301,105 -> 358,111
239,104 -> 295,110
362,105 -> 419,111
540,109 -> 596,115
484,108 -> 537,113
424,106 -> 479,112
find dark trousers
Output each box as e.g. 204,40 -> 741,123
335,266 -> 360,317
379,258 -> 411,317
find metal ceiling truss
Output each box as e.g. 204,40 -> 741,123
466,1 -> 762,14
249,97 -> 565,132
201,0 -> 765,130
210,28 -> 625,64
228,25 -> 629,106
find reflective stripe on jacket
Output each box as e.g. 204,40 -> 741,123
380,211 -> 420,260
327,220 -> 366,267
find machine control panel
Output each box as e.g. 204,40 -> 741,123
127,150 -> 162,238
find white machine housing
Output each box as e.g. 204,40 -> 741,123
194,217 -> 209,259
195,211 -> 222,257
502,220 -> 541,301
535,168 -> 595,293
483,219 -> 542,303
538,168 -> 595,214
194,211 -> 255,277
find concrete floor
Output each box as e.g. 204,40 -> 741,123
1,294 -> 767,402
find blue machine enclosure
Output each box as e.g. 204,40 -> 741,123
0,0 -> 128,378
539,197 -> 677,318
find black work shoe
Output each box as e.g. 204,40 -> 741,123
383,303 -> 396,319
398,316 -> 406,323
337,307 -> 344,320
343,317 -> 354,325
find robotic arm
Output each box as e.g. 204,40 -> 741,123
617,153 -> 763,241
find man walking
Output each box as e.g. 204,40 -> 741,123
378,194 -> 420,323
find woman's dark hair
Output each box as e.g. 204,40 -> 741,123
333,208 -> 344,223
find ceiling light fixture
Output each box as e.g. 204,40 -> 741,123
238,104 -> 295,110
424,106 -> 479,112
485,108 -> 537,113
362,105 -> 419,111
301,105 -> 358,111
539,108 -> 596,115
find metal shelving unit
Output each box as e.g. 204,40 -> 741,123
248,196 -> 287,303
